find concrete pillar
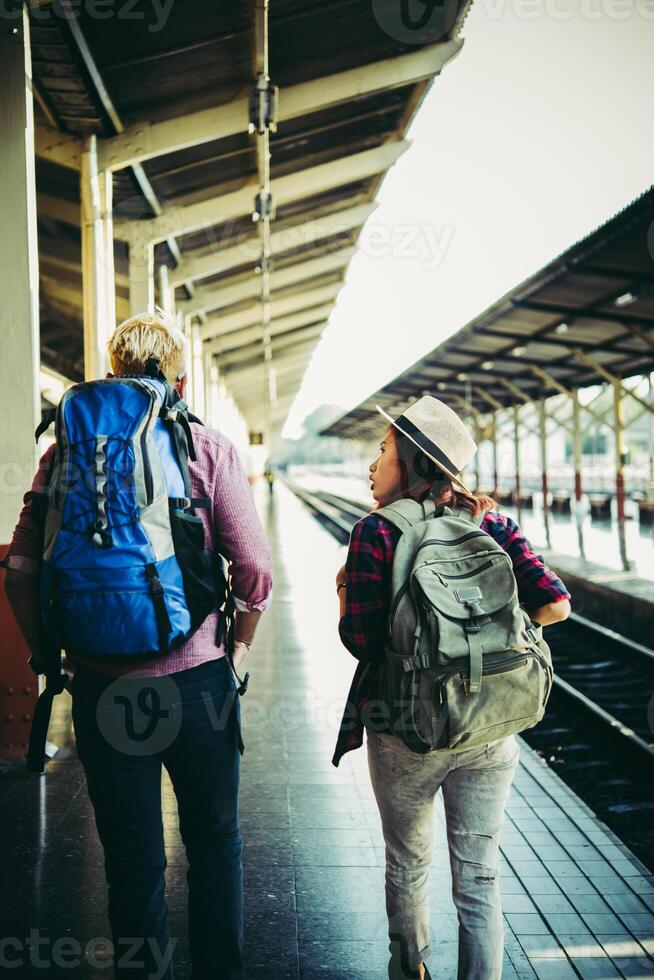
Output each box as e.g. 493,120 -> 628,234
207,359 -> 219,429
158,263 -> 174,311
191,322 -> 205,420
81,135 -> 114,379
539,397 -> 552,550
0,10 -> 42,758
0,11 -> 40,542
128,238 -> 154,314
102,173 -> 116,340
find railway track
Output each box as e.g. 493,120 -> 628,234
289,482 -> 654,868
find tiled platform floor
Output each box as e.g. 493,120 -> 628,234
1,483 -> 653,979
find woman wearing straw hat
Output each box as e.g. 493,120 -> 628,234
333,396 -> 571,980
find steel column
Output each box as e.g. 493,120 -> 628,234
513,405 -> 522,524
539,397 -> 552,549
613,379 -> 630,571
491,411 -> 499,498
571,389 -> 586,559
648,374 -> 654,490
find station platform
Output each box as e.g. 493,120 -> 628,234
1,483 -> 654,979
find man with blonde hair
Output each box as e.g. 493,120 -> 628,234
5,309 -> 273,980
108,308 -> 188,382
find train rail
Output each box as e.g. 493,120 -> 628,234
288,481 -> 654,868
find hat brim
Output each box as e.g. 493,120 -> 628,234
375,404 -> 475,497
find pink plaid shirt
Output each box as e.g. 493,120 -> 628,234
6,423 -> 273,678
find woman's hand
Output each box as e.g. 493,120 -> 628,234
530,598 -> 571,627
336,564 -> 347,588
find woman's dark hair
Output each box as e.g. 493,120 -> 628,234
389,426 -> 497,517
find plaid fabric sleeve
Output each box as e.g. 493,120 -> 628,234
482,509 -> 571,613
338,515 -> 399,663
4,444 -> 55,576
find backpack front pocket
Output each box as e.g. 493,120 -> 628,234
442,651 -> 550,750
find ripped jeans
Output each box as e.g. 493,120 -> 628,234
366,730 -> 519,978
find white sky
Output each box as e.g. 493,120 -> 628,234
282,6 -> 654,439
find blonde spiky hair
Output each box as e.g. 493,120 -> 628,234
107,307 -> 188,383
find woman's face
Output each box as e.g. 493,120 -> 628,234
369,429 -> 402,505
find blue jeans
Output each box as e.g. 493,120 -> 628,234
71,656 -> 244,980
366,730 -> 519,979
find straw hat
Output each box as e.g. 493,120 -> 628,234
376,395 -> 478,496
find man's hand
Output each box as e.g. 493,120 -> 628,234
231,640 -> 250,673
5,570 -> 42,660
336,564 -> 346,589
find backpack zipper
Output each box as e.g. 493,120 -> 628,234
425,556 -> 502,581
390,580 -> 409,622
416,530 -> 487,552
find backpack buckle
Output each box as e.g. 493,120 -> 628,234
403,652 -> 432,671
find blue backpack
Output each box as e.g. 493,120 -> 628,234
26,361 -> 239,771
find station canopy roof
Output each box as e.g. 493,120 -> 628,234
32,0 -> 472,432
323,186 -> 654,440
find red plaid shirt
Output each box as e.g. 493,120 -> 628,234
333,510 -> 570,766
6,424 -> 273,678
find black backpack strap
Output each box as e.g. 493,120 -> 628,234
35,408 -> 57,443
143,356 -> 168,383
26,648 -> 67,773
145,563 -> 172,650
169,496 -> 210,510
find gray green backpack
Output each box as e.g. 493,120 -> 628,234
373,497 -> 554,754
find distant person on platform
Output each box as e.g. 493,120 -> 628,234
264,466 -> 275,497
4,310 -> 273,980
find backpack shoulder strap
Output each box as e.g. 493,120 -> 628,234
442,503 -> 486,527
376,497 -> 443,532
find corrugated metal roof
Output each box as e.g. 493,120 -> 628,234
32,0 -> 472,432
323,186 -> 654,439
